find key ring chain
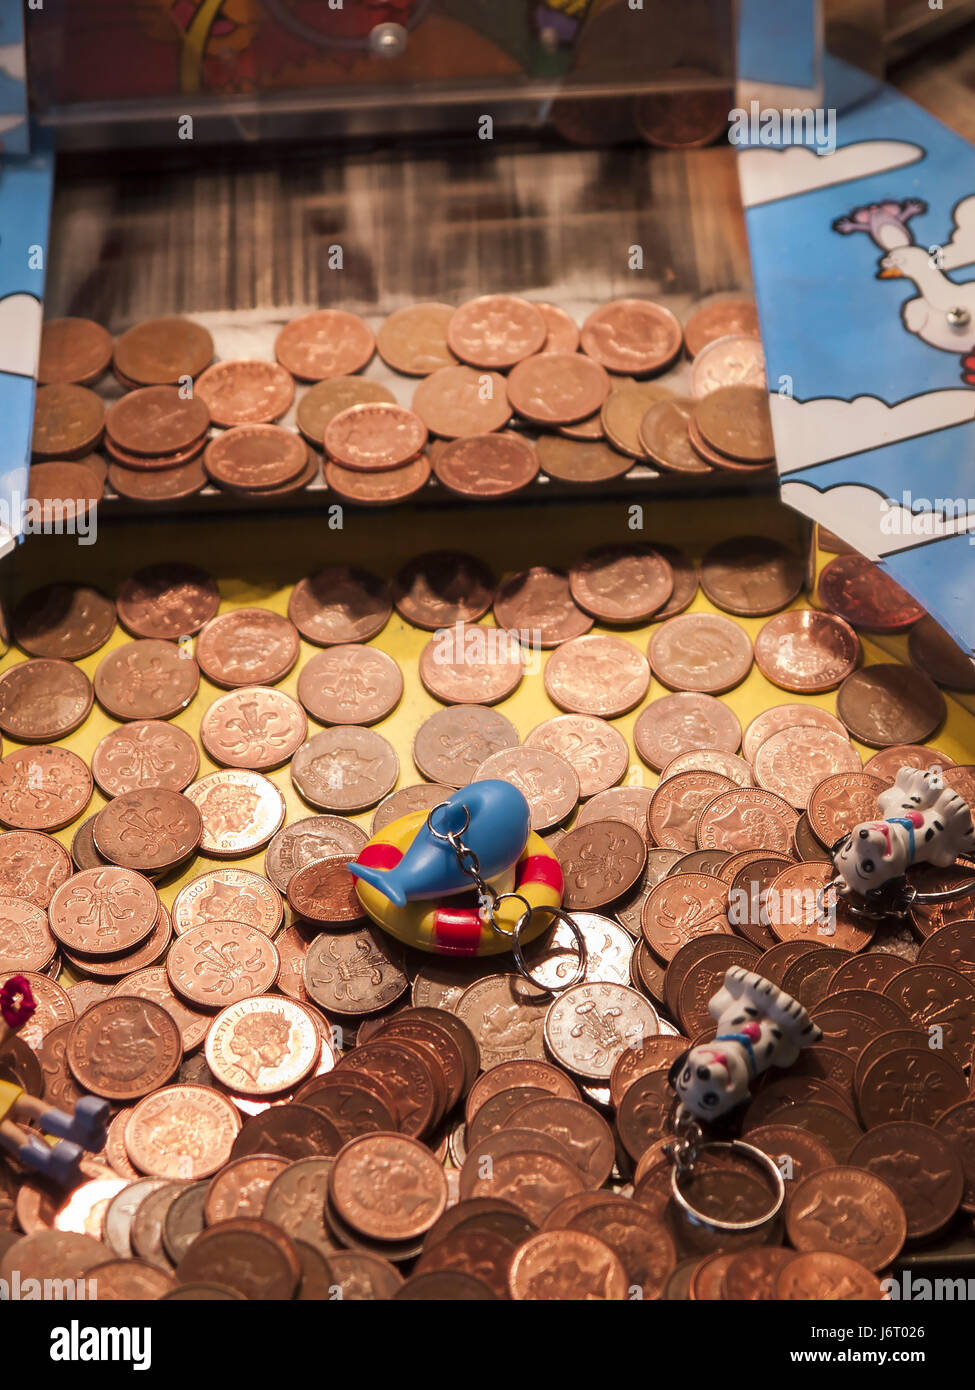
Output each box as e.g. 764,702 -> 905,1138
425,802 -> 587,992
665,1106 -> 785,1233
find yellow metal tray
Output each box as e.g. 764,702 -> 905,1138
3,492 -> 973,982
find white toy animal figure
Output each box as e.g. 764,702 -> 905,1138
831,766 -> 975,899
669,967 -> 822,1121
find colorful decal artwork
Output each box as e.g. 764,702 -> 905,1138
740,55 -> 975,655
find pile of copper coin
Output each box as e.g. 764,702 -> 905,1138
1,536 -> 974,1302
29,297 -> 766,510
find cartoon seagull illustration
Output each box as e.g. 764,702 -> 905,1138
835,194 -> 975,383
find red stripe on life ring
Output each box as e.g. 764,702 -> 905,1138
432,905 -> 484,955
519,854 -> 563,893
356,843 -> 403,870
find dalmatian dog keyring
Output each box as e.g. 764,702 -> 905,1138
664,965 -> 823,1232
820,765 -> 975,921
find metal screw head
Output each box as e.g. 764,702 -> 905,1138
369,22 -> 407,58
947,306 -> 971,328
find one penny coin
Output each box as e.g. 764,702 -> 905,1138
648,613 -> 753,694
0,659 -> 93,741
837,665 -> 946,748
67,996 -> 182,1101
297,646 -> 402,725
544,635 -> 650,717
699,536 -> 803,616
506,352 -> 610,425
116,563 -> 219,641
13,583 -> 116,660
432,432 -> 539,498
392,551 -> 494,630
204,425 -> 307,491
492,567 -> 593,647
0,747 -> 92,830
288,566 -> 391,646
114,317 -> 213,385
38,318 -> 113,386
411,366 -> 511,438
472,747 -> 579,831
633,692 -> 741,772
92,789 -> 202,872
376,303 -> 456,375
569,544 -> 673,623
274,310 -> 375,381
194,361 -> 295,426
754,611 -> 860,693
291,727 -> 399,813
446,295 -> 547,369
580,300 -> 683,376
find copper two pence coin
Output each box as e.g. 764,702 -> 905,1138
372,784 -> 454,833
0,659 -> 92,741
194,361 -> 295,426
291,726 -> 398,813
114,317 -> 213,384
392,551 -> 494,630
633,692 -> 741,772
0,747 -> 92,830
206,995 -> 320,1097
569,545 -> 673,623
639,397 -> 711,474
13,583 -> 116,659
472,746 -> 579,832
38,318 -> 113,386
411,366 -> 512,438
331,1132 -> 448,1240
774,1251 -> 883,1300
601,381 -> 673,457
200,687 -> 307,770
432,432 -> 539,498
575,788 -> 655,839
806,771 -> 886,847
28,462 -> 103,520
105,387 -> 209,457
694,386 -> 773,462
67,995 -> 182,1101
0,830 -> 72,909
186,770 -> 286,857
640,873 -> 730,960
274,310 -> 374,381
580,299 -> 682,376
754,610 -> 860,693
691,334 -> 767,396
648,771 -> 736,852
376,302 -> 456,375
556,821 -> 647,910
203,425 -> 307,491
297,646 -> 402,725
446,295 -> 546,369
324,403 -> 427,471
493,567 -> 593,647
91,721 -> 198,798
296,377 -> 395,444
785,1166 -> 906,1271
534,435 -> 633,483
849,1121 -> 963,1241
412,704 -> 518,788
31,384 -> 105,458
324,453 -> 430,505
287,854 -> 365,926
506,352 -> 610,425
0,896 -> 57,973
305,924 -> 408,1018
166,921 -> 280,1008
753,726 -> 861,810
108,456 -> 207,502
116,562 -> 220,640
509,1229 -> 627,1300
524,715 -> 628,799
743,704 -> 847,763
534,302 -> 580,354
819,555 -> 925,633
173,866 -> 284,936
837,665 -> 946,747
649,613 -> 753,694
765,861 -> 873,952
660,749 -> 753,786
908,615 -> 975,692
544,634 -> 650,717
418,625 -> 523,705
94,639 -> 200,720
699,536 -> 803,616
696,787 -> 798,854
92,788 -> 201,872
684,300 -> 760,358
196,608 -> 299,688
288,565 -> 391,646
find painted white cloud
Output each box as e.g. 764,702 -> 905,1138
770,390 -> 975,473
0,293 -> 41,377
739,140 -> 923,207
0,43 -> 25,82
781,479 -> 975,559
